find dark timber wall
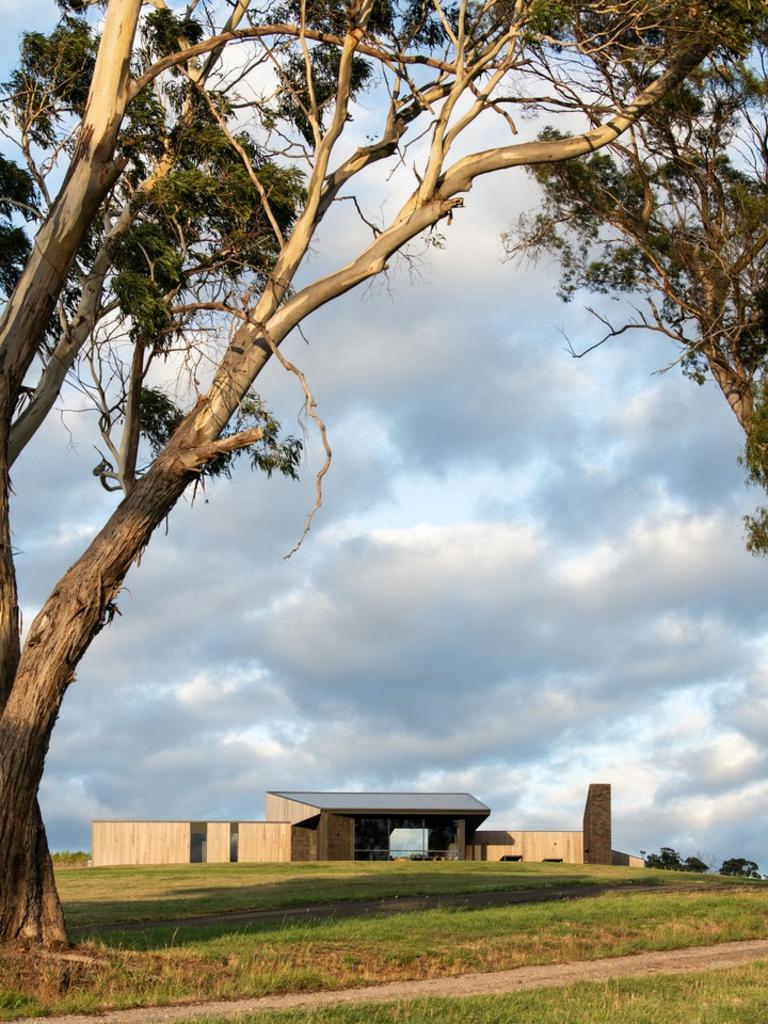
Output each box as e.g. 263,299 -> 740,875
291,823 -> 318,861
317,811 -> 353,860
582,783 -> 612,864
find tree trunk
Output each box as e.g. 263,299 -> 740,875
0,425 -> 65,945
0,800 -> 66,947
0,437 -> 197,946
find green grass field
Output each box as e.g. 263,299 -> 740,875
55,859 -> 740,927
1,863 -> 765,1020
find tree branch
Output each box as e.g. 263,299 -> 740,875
129,25 -> 456,100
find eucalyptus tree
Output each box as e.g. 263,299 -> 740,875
507,35 -> 768,548
0,0 -> 751,946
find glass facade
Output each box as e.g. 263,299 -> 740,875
354,815 -> 461,860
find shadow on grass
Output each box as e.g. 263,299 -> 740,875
69,878 -> 713,952
77,904 -> 600,952
63,867 -> 672,931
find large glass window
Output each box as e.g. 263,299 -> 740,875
355,817 -> 390,852
353,816 -> 460,860
389,825 -> 428,859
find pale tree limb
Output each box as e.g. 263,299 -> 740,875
8,0 -> 256,468
180,424 -> 265,469
196,38 -> 713,444
0,0 -> 142,398
129,26 -> 457,98
299,0 -> 322,149
256,320 -> 332,559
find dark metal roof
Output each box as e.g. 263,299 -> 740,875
268,791 -> 490,814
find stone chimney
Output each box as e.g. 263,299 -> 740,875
583,783 -> 612,864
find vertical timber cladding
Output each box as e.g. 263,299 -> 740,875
265,794 -> 321,824
583,783 -> 612,864
317,810 -> 354,860
91,821 -> 190,866
238,822 -> 293,862
469,831 -> 584,863
206,822 -> 231,863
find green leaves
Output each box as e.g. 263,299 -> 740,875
5,15 -> 97,147
204,393 -> 303,481
138,387 -> 303,484
524,0 -> 767,61
238,397 -> 303,481
511,45 -> 768,556
0,156 -> 37,300
277,44 -> 374,143
719,857 -> 762,878
643,847 -> 709,872
111,224 -> 184,341
138,386 -> 184,458
142,9 -> 204,63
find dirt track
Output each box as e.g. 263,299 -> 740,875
12,938 -> 768,1024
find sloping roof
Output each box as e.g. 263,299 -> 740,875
268,791 -> 490,814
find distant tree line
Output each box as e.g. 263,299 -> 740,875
642,848 -> 762,878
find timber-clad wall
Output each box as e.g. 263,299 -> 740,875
467,830 -> 584,863
238,822 -> 292,862
264,794 -> 320,824
317,811 -> 353,860
92,821 -> 190,866
583,783 -> 612,865
206,821 -> 230,863
612,850 -> 644,868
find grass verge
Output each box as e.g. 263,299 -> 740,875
175,961 -> 768,1024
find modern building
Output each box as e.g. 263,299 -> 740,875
91,783 -> 643,867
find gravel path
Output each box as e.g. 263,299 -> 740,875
13,939 -> 768,1024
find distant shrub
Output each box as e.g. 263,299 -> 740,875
720,857 -> 763,879
51,850 -> 90,866
642,847 -> 709,872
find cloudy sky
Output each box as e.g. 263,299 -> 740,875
5,3 -> 768,870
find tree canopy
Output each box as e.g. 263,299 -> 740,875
720,857 -> 762,878
507,27 -> 768,550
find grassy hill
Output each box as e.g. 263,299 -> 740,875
56,859 -> 743,927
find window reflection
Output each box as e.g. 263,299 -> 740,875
353,816 -> 460,860
355,817 -> 389,851
389,827 -> 426,855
